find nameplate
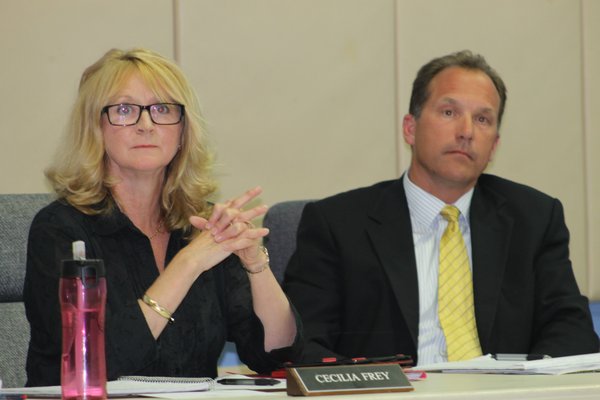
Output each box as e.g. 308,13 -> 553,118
286,363 -> 413,396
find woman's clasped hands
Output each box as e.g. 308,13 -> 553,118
187,186 -> 270,274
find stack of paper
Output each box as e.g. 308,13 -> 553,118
415,353 -> 600,375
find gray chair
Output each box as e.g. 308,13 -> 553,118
0,193 -> 52,388
262,200 -> 310,283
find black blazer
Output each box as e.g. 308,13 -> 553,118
283,174 -> 599,364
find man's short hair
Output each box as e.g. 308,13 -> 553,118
409,50 -> 507,126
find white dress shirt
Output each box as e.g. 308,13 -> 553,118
402,173 -> 474,365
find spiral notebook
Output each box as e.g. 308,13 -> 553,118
114,375 -> 214,393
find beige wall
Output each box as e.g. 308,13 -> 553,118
395,0 -> 599,298
1,0 -> 598,299
177,0 -> 397,202
583,0 -> 600,302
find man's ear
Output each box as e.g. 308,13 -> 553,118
489,133 -> 500,161
402,114 -> 416,146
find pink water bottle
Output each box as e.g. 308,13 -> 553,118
60,241 -> 107,400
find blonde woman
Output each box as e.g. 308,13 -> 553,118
24,48 -> 300,386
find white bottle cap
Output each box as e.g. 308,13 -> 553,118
72,240 -> 86,260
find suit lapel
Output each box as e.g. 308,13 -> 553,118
365,179 -> 420,348
470,183 -> 514,351
362,177 -> 514,352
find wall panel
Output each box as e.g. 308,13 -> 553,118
177,0 -> 398,205
0,0 -> 596,299
395,0 -> 591,296
583,0 -> 600,299
0,0 -> 174,193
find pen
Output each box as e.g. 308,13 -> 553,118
218,378 -> 280,386
284,354 -> 413,368
493,353 -> 550,361
340,355 -> 412,366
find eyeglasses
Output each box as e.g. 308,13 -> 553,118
102,103 -> 185,126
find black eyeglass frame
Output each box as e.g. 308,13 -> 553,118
101,103 -> 186,126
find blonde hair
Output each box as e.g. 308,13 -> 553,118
46,48 -> 216,230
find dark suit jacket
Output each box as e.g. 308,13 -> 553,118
283,174 -> 599,364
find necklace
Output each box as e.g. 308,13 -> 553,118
147,220 -> 164,240
114,198 -> 165,240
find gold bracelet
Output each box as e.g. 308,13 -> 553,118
242,246 -> 270,274
142,294 -> 175,324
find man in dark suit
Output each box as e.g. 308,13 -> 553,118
283,50 -> 599,365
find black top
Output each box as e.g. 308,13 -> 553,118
283,174 -> 599,363
24,200 -> 301,386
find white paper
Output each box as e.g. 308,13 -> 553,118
0,379 -> 212,397
0,374 -> 286,397
143,390 -> 281,398
415,353 -> 600,375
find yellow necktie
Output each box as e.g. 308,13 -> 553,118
438,205 -> 482,361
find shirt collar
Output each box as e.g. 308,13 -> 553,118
91,206 -> 132,237
403,171 -> 474,231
